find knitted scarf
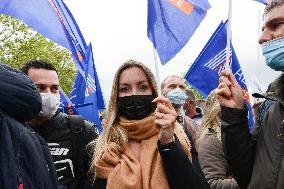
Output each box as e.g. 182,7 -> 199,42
95,115 -> 191,189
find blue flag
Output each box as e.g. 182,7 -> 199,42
51,0 -> 88,73
69,43 -> 104,132
59,89 -> 78,115
70,72 -> 86,105
2,0 -> 104,130
60,89 -> 99,128
70,44 -> 105,110
253,0 -> 271,5
0,0 -> 88,74
84,44 -> 105,111
147,0 -> 211,64
0,0 -> 69,50
184,21 -> 254,128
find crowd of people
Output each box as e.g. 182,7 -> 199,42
0,0 -> 284,188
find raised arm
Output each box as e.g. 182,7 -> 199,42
216,70 -> 256,188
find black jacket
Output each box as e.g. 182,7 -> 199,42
93,133 -> 209,189
159,134 -> 209,189
0,63 -> 58,189
221,74 -> 284,189
33,112 -> 98,189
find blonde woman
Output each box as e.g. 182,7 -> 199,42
89,60 -> 209,189
197,90 -> 239,189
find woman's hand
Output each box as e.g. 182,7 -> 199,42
153,96 -> 177,145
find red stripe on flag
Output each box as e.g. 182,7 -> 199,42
242,88 -> 251,105
168,0 -> 194,15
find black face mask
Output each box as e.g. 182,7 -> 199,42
117,95 -> 155,120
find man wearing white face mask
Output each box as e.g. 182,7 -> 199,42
161,75 -> 200,144
161,75 -> 188,121
21,60 -> 98,189
37,93 -> 60,118
161,75 -> 208,186
215,1 -> 284,189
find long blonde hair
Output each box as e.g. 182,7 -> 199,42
89,60 -> 158,174
198,90 -> 221,141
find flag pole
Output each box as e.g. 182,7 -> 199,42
225,0 -> 232,70
152,46 -> 161,96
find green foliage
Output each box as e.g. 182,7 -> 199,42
0,14 -> 76,95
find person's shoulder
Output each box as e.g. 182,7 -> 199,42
52,112 -> 68,122
62,114 -> 99,139
204,132 -> 219,143
198,132 -> 216,143
84,119 -> 96,128
84,120 -> 99,138
197,132 -> 221,151
184,115 -> 197,126
67,114 -> 99,142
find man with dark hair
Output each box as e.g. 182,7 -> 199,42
21,60 -> 58,74
216,1 -> 284,188
21,60 -> 98,189
183,89 -> 203,126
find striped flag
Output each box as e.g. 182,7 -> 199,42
184,21 -> 254,128
69,43 -> 104,132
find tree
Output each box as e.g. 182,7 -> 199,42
0,14 -> 76,95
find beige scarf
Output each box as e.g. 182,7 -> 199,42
95,115 -> 191,189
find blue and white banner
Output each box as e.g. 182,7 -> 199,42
185,21 -> 254,128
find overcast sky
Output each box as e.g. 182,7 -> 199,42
65,0 -> 281,102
